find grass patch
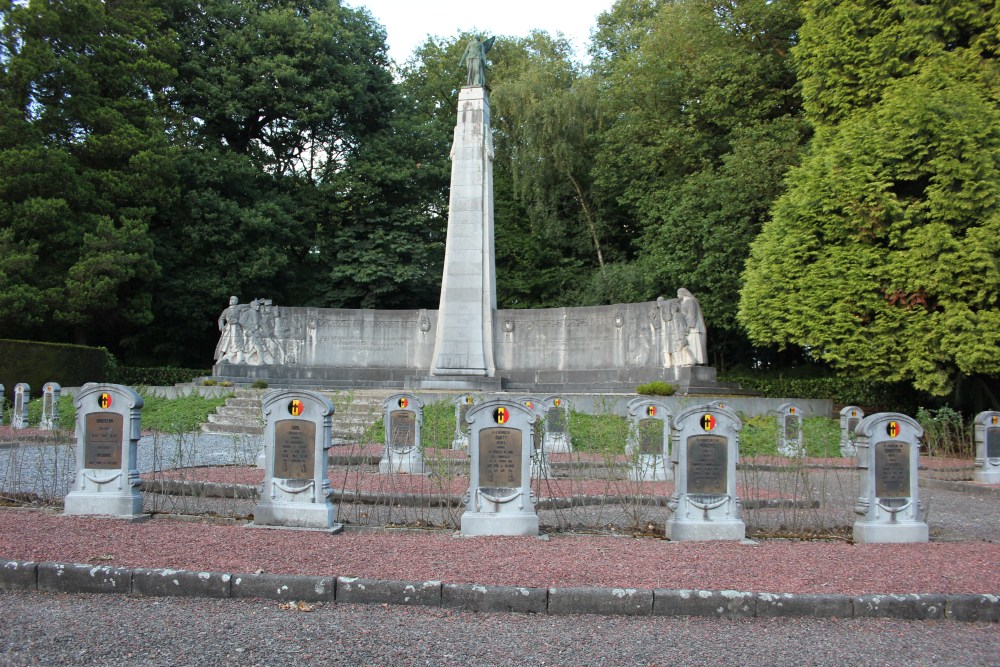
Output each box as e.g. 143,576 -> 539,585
739,414 -> 841,457
139,391 -> 231,432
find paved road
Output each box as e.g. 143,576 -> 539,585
0,591 -> 997,667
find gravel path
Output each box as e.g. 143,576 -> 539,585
0,592 -> 997,667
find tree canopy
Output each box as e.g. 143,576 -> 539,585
739,0 -> 1000,395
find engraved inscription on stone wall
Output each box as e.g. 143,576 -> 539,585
987,428 -> 1000,459
638,418 -> 664,456
479,427 -> 522,487
847,418 -> 859,435
389,410 -> 416,448
84,413 -> 124,469
274,419 -> 315,479
687,435 -> 727,495
875,440 -> 910,498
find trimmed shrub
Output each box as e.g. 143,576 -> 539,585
635,381 -> 676,396
0,339 -> 112,393
111,366 -> 210,386
719,373 -> 929,413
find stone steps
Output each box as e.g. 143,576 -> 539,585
200,388 -> 394,442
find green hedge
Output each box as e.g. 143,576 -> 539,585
111,366 -> 210,386
0,339 -> 112,395
719,373 -> 931,414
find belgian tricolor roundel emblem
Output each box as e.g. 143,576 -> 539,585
992,415 -> 999,426
886,421 -> 900,438
288,399 -> 304,417
701,414 -> 717,431
524,401 -> 534,410
553,398 -> 562,407
646,405 -> 657,417
98,392 -> 113,409
398,397 -> 409,409
494,407 -> 510,424
465,395 -> 475,405
789,406 -> 796,415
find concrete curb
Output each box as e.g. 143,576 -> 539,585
0,559 -> 995,622
38,562 -> 132,595
548,587 -> 653,616
442,583 -> 547,614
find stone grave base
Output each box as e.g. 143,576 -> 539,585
666,518 -> 746,542
253,501 -> 338,530
629,456 -> 672,482
544,435 -> 572,454
63,491 -> 144,519
852,520 -> 929,544
378,452 -> 429,475
461,512 -> 539,537
973,469 -> 1000,484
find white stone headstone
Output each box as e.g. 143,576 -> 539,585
626,398 -> 672,481
973,411 -> 1000,484
254,389 -> 340,531
519,396 -> 550,479
39,382 -> 61,430
542,395 -> 572,453
64,384 -> 145,518
852,413 -> 928,543
461,400 -> 538,536
839,406 -> 864,458
379,393 -> 428,475
11,383 -> 29,430
776,402 -> 804,457
452,393 -> 481,450
666,404 -> 745,541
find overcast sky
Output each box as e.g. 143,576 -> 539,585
345,0 -> 617,65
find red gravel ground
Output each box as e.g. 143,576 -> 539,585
1,509 -> 997,595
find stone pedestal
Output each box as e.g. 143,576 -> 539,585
776,402 -> 803,457
461,401 -> 538,536
852,413 -> 928,544
40,382 -> 61,430
64,384 -> 145,519
431,86 -> 496,378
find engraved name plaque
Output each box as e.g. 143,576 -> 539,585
547,407 -> 567,434
847,418 -> 859,435
687,435 -> 727,495
458,404 -> 472,435
84,413 -> 124,469
274,419 -> 315,479
875,440 -> 910,498
479,427 -> 522,488
638,418 -> 664,456
988,428 -> 1000,459
785,415 -> 799,439
389,410 -> 416,448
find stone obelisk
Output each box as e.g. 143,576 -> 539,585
429,84 -> 497,378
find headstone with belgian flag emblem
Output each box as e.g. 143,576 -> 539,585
254,389 -> 341,532
461,400 -> 539,536
852,412 -> 927,543
64,383 -> 145,519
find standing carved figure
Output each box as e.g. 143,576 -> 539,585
460,36 -> 495,87
678,288 -> 707,365
215,296 -> 247,364
664,299 -> 694,367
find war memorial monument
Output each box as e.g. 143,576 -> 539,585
212,37 -> 724,395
